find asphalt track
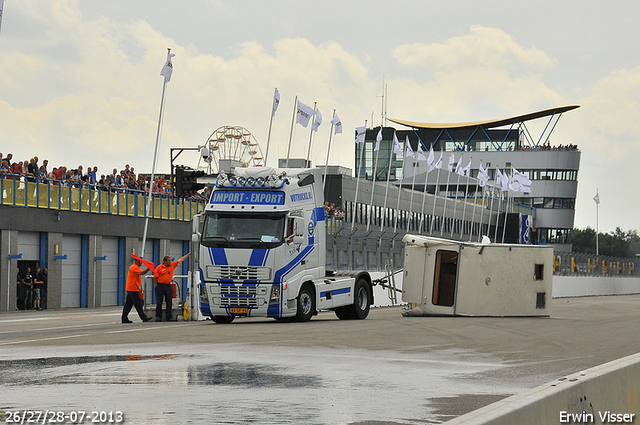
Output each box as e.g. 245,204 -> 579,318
1,295 -> 640,424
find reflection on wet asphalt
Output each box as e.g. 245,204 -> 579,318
0,344 -> 520,425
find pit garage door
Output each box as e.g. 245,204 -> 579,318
101,237 -> 119,306
17,232 -> 40,261
61,235 -> 82,308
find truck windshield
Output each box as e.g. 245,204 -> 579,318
201,212 -> 286,248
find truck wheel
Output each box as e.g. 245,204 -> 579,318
352,278 -> 371,319
334,278 -> 371,320
212,316 -> 235,324
292,283 -> 315,322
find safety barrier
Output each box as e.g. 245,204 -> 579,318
0,176 -> 204,221
554,251 -> 639,277
444,352 -> 640,425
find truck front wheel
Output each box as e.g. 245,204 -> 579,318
292,283 -> 315,322
212,316 -> 235,324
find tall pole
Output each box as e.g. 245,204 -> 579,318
323,110 -> 336,198
264,87 -> 278,166
306,102 -> 317,165
596,188 -> 599,256
367,135 -> 381,232
351,121 -> 367,230
393,137 -> 409,233
141,48 -> 170,259
285,96 -> 298,168
380,132 -> 395,231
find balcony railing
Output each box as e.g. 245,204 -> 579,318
0,174 -> 205,221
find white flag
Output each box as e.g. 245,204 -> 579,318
271,89 -> 280,117
455,158 -> 464,176
496,168 -> 510,191
511,168 -> 531,193
331,114 -> 342,134
462,159 -> 472,177
311,109 -> 323,132
593,191 -> 600,205
374,127 -> 382,151
160,50 -> 175,82
434,150 -> 443,170
405,136 -> 414,158
392,132 -> 403,156
427,147 -> 436,171
355,126 -> 366,144
478,163 -> 489,187
448,154 -> 455,172
417,144 -> 426,161
295,100 -> 315,127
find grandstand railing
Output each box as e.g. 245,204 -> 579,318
554,251 -> 639,278
0,174 -> 205,221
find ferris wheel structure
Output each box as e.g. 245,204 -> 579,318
198,126 -> 264,173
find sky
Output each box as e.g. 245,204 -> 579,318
1,0 -> 639,234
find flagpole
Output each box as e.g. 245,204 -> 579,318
306,102 -> 317,165
494,168 -> 501,243
450,156 -> 463,238
380,132 -> 396,231
141,48 -> 171,259
323,110 -> 336,198
429,165 -> 441,234
367,131 -> 381,232
596,188 -> 599,256
393,138 -> 409,233
441,154 -> 454,237
351,121 -> 367,230
264,87 -> 278,166
460,163 -> 471,239
285,96 -> 298,168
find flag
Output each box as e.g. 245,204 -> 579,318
593,191 -> 600,205
511,168 -> 532,193
417,143 -> 426,161
131,254 -> 157,277
355,126 -> 366,144
160,50 -> 175,82
392,132 -> 403,156
478,163 -> 489,187
434,150 -> 443,170
496,168 -> 510,191
405,136 -> 414,158
462,159 -> 472,177
271,88 -> 280,117
374,127 -> 382,151
295,100 -> 315,127
448,154 -> 455,172
455,158 -> 464,176
427,147 -> 436,171
311,109 -> 323,132
331,114 -> 342,134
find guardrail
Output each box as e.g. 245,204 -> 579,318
0,175 -> 205,220
553,251 -> 639,277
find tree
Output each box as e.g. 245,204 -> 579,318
572,227 -> 640,258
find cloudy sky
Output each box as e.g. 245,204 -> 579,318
1,0 -> 639,234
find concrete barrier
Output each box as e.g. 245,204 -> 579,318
553,276 -> 640,298
444,352 -> 640,425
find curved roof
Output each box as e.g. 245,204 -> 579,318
387,105 -> 580,130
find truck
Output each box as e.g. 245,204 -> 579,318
194,166 -> 373,323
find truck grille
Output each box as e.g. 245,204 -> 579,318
206,265 -> 271,281
220,285 -> 259,307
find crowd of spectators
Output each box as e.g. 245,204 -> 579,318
324,201 -> 344,219
0,151 -> 208,203
518,141 -> 579,151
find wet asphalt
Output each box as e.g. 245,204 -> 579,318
2,295 -> 640,424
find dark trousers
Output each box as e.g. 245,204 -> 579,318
155,283 -> 173,320
122,291 -> 148,321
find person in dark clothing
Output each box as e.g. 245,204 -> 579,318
38,268 -> 48,310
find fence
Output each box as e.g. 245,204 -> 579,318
554,251 -> 639,277
0,175 -> 205,221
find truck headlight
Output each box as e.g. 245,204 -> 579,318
269,285 -> 281,304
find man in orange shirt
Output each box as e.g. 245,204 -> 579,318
121,258 -> 154,323
154,253 -> 190,321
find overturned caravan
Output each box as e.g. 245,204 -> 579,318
401,234 -> 553,317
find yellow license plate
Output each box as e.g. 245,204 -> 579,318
229,308 -> 249,314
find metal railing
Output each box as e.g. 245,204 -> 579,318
0,174 -> 205,220
553,251 -> 639,277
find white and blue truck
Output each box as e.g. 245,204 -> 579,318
194,166 -> 373,323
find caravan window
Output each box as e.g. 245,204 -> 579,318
433,250 -> 457,307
